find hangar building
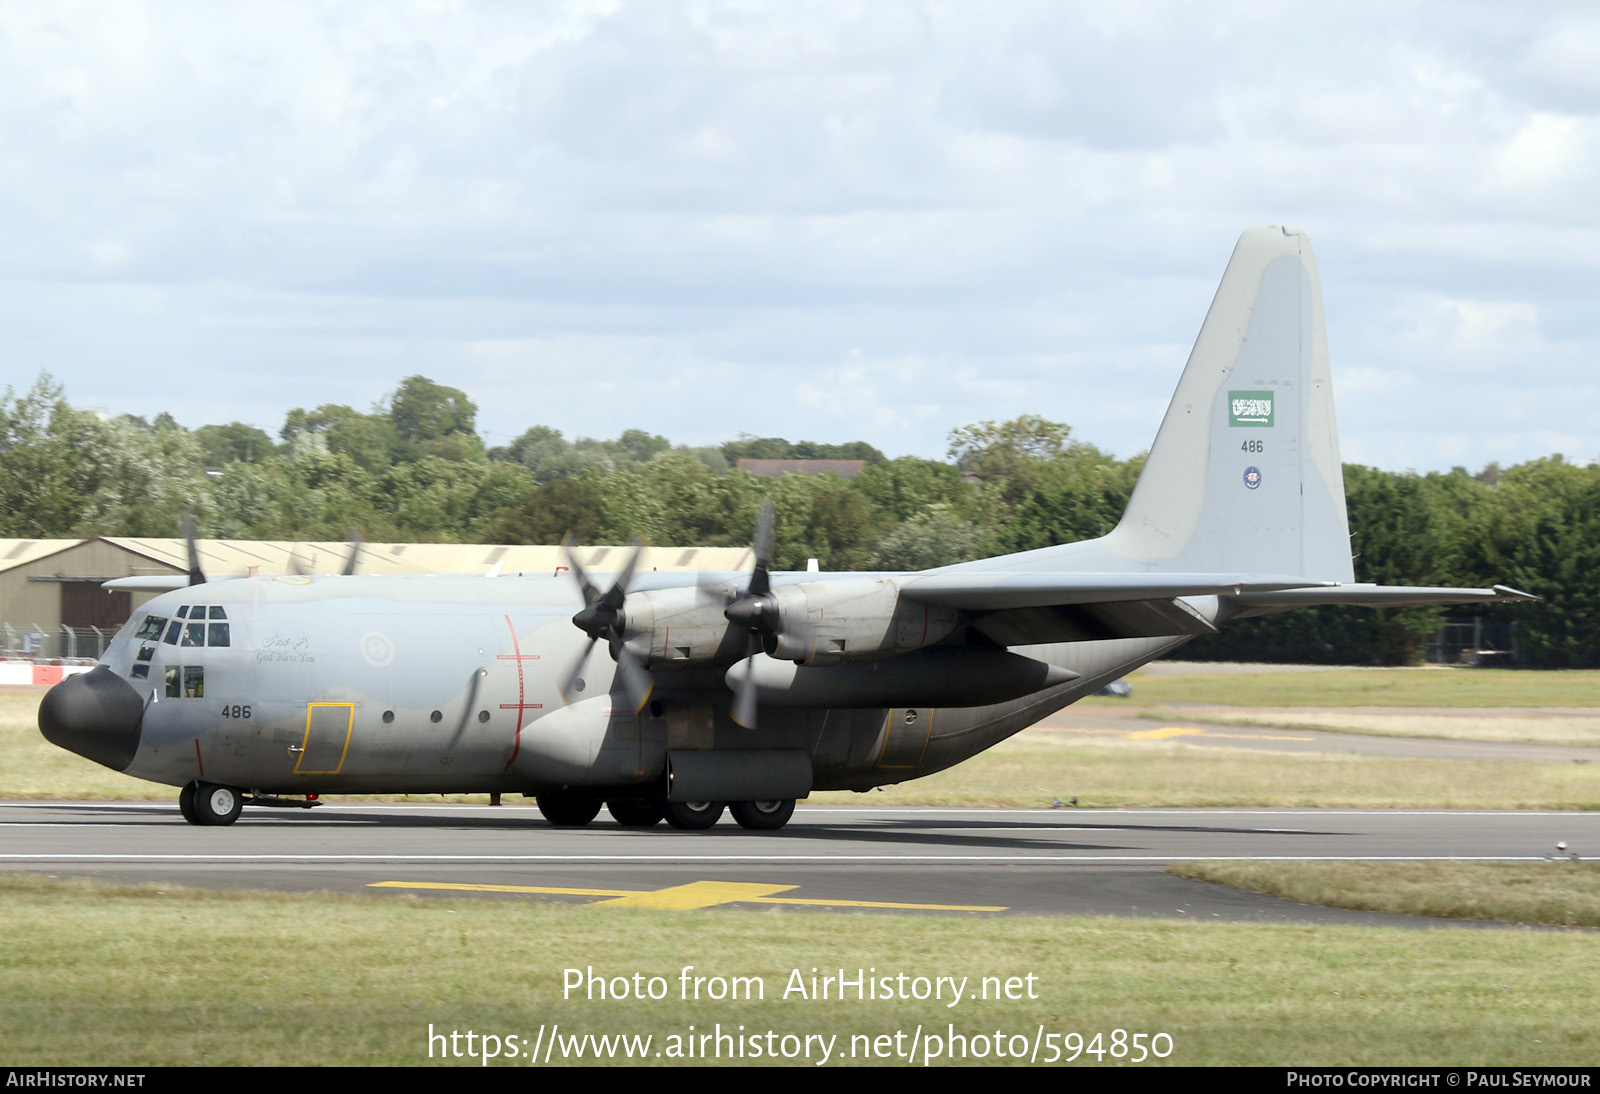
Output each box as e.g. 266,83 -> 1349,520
0,538 -> 751,663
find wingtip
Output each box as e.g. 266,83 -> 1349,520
1493,584 -> 1540,602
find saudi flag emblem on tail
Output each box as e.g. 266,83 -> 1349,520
1229,390 -> 1274,427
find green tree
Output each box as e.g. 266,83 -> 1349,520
386,376 -> 477,444
866,508 -> 996,570
196,422 -> 275,466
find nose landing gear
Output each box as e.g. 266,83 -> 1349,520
178,781 -> 243,826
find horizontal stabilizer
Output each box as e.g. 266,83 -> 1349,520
900,572 -> 1331,611
1233,583 -> 1538,609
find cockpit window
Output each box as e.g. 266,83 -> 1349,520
135,616 -> 167,641
136,645 -> 154,662
163,621 -> 181,645
164,665 -> 205,697
182,623 -> 205,647
209,606 -> 227,620
208,623 -> 230,647
176,605 -> 189,618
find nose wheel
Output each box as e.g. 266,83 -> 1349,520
180,781 -> 243,826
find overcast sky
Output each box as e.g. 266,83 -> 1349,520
3,1 -> 1596,472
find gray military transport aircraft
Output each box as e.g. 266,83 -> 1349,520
38,227 -> 1533,830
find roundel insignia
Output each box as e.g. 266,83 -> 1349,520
1243,466 -> 1262,490
360,631 -> 396,667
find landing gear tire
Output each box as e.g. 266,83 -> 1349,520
537,792 -> 602,827
191,782 -> 243,826
607,798 -> 666,827
664,800 -> 724,831
729,799 -> 795,831
178,782 -> 198,825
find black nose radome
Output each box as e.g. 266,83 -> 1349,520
38,665 -> 145,772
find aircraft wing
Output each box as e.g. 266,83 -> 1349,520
896,574 -> 1533,645
103,575 -> 238,592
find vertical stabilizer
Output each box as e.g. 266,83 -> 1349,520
1102,226 -> 1352,580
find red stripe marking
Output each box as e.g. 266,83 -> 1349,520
502,615 -> 528,772
193,739 -> 204,778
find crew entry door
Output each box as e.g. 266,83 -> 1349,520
296,702 -> 355,775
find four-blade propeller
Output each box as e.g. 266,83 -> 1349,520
557,502 -> 781,727
558,537 -> 653,714
721,501 -> 779,728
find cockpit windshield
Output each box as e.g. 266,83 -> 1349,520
152,606 -> 229,647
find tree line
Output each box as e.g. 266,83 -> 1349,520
1,374 -> 1593,667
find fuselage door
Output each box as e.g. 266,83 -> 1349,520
295,702 -> 355,775
876,707 -> 933,770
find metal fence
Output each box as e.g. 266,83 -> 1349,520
0,622 -> 111,662
1425,618 -> 1519,666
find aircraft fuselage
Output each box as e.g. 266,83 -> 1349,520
81,572 -> 1180,799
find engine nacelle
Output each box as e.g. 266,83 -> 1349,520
621,578 -> 961,668
731,649 -> 1079,708
763,578 -> 960,666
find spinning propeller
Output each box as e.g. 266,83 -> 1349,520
288,530 -> 366,577
181,514 -> 205,586
559,537 -> 653,713
721,501 -> 779,728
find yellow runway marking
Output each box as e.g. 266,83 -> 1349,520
370,879 -> 1007,913
1127,726 -> 1204,740
594,881 -> 796,910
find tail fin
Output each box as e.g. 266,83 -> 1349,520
1101,225 -> 1352,580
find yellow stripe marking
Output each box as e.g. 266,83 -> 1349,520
593,881 -> 797,909
1127,726 -> 1204,740
369,879 -> 1007,913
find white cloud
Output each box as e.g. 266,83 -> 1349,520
0,1 -> 1596,472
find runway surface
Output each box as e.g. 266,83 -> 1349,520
4,800 -> 1596,926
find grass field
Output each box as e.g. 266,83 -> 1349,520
2,874 -> 1598,1067
1128,707 -> 1600,747
1092,666 -> 1600,709
1170,861 -> 1600,928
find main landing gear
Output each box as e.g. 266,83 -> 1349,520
535,791 -> 603,827
664,799 -> 796,830
728,799 -> 796,830
537,793 -> 798,831
606,797 -> 667,827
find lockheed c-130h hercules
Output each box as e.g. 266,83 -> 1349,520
38,227 -> 1534,830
